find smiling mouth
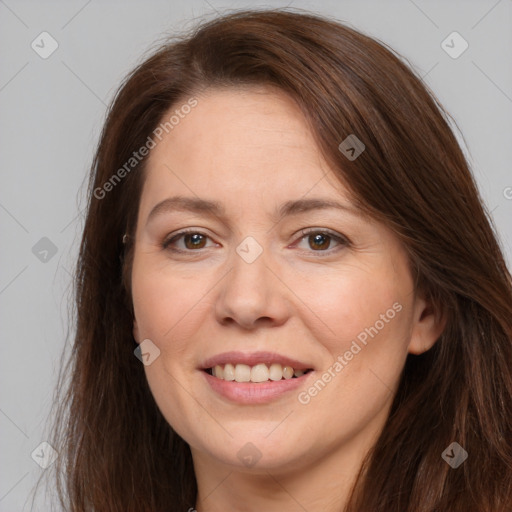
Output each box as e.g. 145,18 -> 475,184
204,363 -> 313,383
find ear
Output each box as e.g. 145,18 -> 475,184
407,293 -> 446,355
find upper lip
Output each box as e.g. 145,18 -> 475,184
200,351 -> 314,371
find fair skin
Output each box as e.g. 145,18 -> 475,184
131,86 -> 445,511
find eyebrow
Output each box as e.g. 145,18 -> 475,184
145,195 -> 361,226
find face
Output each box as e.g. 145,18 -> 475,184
130,86 -> 442,476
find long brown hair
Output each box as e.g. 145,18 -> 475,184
42,8 -> 512,511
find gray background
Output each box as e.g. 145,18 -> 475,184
1,0 -> 511,510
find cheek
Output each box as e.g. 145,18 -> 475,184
303,264 -> 413,403
300,266 -> 405,349
131,258 -> 210,343
130,259 -> 219,427
131,261 -> 211,438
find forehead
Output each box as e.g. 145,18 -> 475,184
138,86 -> 353,219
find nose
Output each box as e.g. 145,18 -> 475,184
214,241 -> 291,330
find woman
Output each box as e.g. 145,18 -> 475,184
45,9 -> 512,511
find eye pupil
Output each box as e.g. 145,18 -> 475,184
309,233 -> 330,250
185,233 -> 206,249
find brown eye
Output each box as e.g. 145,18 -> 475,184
182,233 -> 207,250
308,233 -> 331,250
162,230 -> 214,252
295,229 -> 349,255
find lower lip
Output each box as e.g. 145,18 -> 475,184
202,371 -> 313,404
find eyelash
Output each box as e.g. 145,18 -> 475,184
161,227 -> 350,257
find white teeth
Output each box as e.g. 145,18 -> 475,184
213,365 -> 224,379
282,366 -> 294,379
209,363 -> 310,383
269,363 -> 283,381
250,363 -> 269,383
234,364 -> 251,382
223,363 -> 235,381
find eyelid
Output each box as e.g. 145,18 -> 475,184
295,227 -> 350,244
